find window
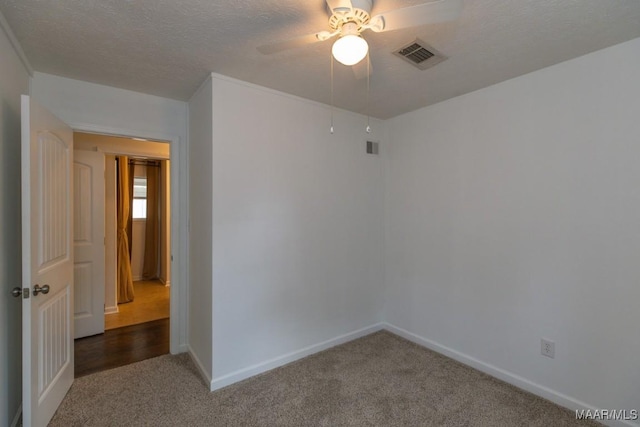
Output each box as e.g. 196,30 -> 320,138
132,177 -> 147,219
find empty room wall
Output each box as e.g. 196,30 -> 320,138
0,16 -> 30,426
384,37 -> 640,417
209,75 -> 385,388
31,72 -> 187,141
187,76 -> 214,382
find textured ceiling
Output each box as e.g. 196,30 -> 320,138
1,0 -> 640,119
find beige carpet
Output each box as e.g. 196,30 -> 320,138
50,331 -> 597,426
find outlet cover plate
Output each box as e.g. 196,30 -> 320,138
541,338 -> 555,358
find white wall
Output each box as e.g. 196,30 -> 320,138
31,73 -> 189,353
209,75 -> 385,387
187,76 -> 214,383
160,160 -> 171,286
0,14 -> 30,426
31,73 -> 186,142
104,155 -> 118,313
385,37 -> 640,419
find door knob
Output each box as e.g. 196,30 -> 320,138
11,287 -> 22,298
33,284 -> 50,296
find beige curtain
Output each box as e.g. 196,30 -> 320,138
117,156 -> 135,303
142,162 -> 159,279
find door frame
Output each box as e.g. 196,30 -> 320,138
69,123 -> 187,354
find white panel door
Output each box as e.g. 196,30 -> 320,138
21,95 -> 74,427
73,150 -> 105,338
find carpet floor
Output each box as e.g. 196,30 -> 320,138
50,331 -> 597,426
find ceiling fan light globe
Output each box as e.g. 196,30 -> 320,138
332,35 -> 368,66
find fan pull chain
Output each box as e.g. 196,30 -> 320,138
366,52 -> 371,134
330,52 -> 335,134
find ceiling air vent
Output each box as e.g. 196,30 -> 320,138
393,39 -> 447,71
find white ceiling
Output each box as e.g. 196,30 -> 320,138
1,0 -> 639,119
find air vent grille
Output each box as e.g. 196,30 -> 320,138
366,141 -> 379,155
398,43 -> 435,64
393,39 -> 447,71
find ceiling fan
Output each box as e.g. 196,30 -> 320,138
257,0 -> 463,78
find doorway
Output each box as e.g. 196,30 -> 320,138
105,157 -> 170,330
72,132 -> 172,377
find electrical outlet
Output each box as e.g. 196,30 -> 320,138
541,338 -> 555,359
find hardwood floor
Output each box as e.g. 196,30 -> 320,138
74,318 -> 169,378
75,280 -> 170,378
106,280 -> 170,330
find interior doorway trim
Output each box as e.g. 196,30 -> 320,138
68,122 -> 188,354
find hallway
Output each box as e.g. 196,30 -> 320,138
74,280 -> 170,377
106,280 -> 170,330
74,319 -> 169,378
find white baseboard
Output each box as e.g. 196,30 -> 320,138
132,275 -> 142,281
172,343 -> 188,355
192,320 -> 635,426
159,277 -> 171,287
211,323 -> 385,391
188,345 -> 213,389
104,305 -> 119,315
10,404 -> 22,427
382,323 -> 638,427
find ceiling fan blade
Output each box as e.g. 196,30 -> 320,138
257,32 -> 330,55
352,56 -> 372,80
370,0 -> 462,33
326,0 -> 353,14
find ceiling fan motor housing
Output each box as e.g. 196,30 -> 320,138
328,0 -> 373,32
